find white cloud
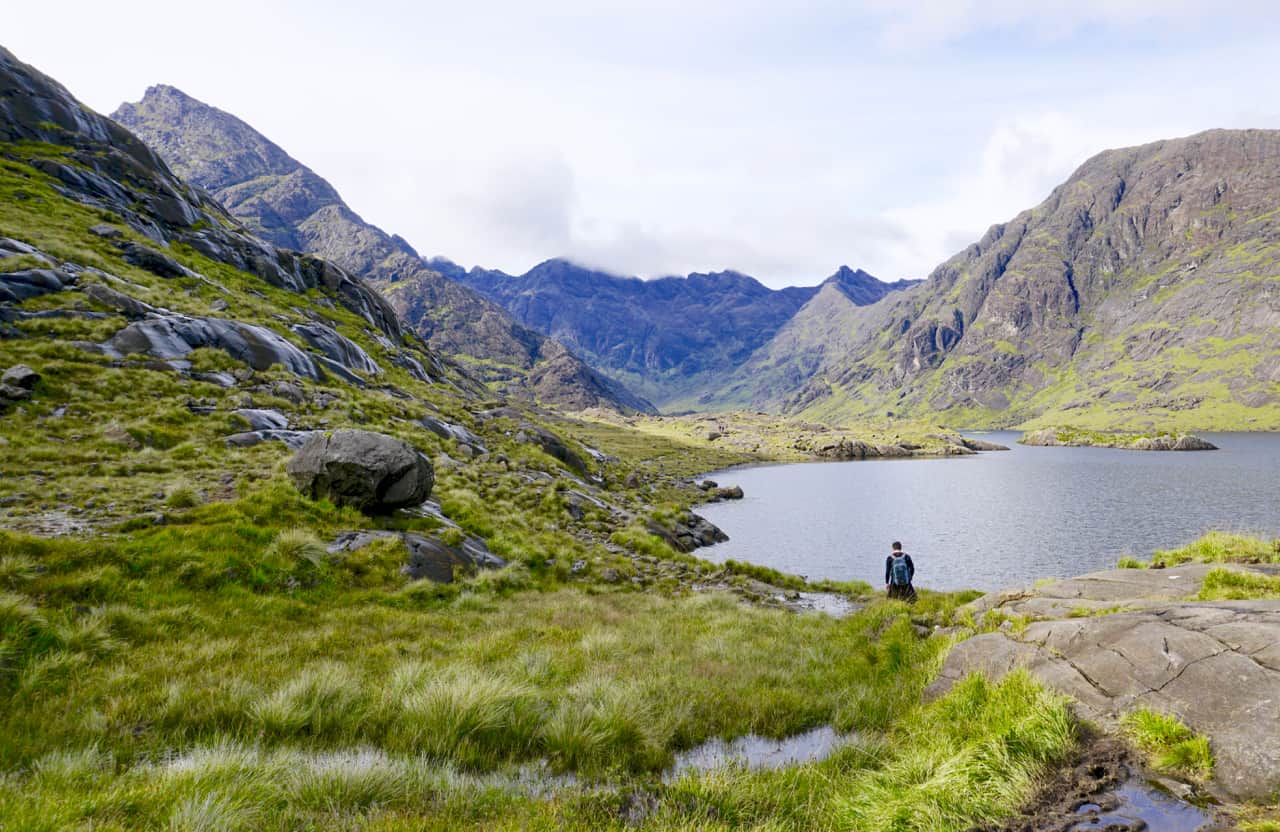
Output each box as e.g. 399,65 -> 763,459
3,1 -> 1279,287
864,0 -> 1229,50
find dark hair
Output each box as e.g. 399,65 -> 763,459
891,541 -> 902,551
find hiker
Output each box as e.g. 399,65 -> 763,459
885,541 -> 917,603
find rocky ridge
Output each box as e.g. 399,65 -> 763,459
454,258 -> 915,410
112,85 -> 652,414
930,563 -> 1280,801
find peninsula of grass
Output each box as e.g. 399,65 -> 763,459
1019,426 -> 1217,450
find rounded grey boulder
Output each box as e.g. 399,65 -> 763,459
287,429 -> 433,514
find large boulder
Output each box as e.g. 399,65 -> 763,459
647,512 -> 729,552
287,429 -> 433,513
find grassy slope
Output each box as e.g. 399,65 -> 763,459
0,140 -> 1080,830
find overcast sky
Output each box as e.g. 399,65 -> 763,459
6,2 -> 1280,286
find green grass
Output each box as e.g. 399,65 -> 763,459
1197,568 -> 1280,601
0,130 -> 1176,830
2,525 -> 1067,830
1150,532 -> 1280,567
1120,707 -> 1214,782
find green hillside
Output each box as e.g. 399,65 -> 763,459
711,130 -> 1280,431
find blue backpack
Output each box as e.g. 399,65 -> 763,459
890,554 -> 911,586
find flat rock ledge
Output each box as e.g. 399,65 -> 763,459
929,564 -> 1280,801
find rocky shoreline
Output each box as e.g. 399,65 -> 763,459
931,562 -> 1280,805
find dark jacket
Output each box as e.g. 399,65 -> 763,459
885,553 -> 915,585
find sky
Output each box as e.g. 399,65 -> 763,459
5,2 -> 1280,287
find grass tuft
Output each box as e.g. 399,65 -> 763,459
833,670 -> 1075,831
249,663 -> 364,739
1151,532 -> 1280,567
1197,568 -> 1280,600
263,528 -> 330,570
1120,707 -> 1214,781
394,666 -> 539,767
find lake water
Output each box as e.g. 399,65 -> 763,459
697,432 -> 1280,591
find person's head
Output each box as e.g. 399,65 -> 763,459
891,541 -> 902,553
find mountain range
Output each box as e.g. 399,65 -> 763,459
447,259 -> 916,409
112,87 -> 1280,430
112,85 -> 653,414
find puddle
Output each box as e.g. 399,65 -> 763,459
1067,779 -> 1212,832
786,591 -> 861,618
664,726 -> 847,782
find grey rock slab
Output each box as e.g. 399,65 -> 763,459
1,364 -> 39,389
291,322 -> 381,375
513,423 -> 588,475
225,429 -> 313,450
118,241 -> 193,278
0,268 -> 73,302
934,600 -> 1280,801
418,416 -> 487,453
969,564 -> 1260,618
328,529 -> 505,583
232,408 -> 289,431
82,283 -> 157,319
99,314 -> 321,379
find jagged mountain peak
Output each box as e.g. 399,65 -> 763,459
115,84 -> 654,414
753,127 -> 1280,427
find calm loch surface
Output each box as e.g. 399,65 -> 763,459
697,432 -> 1280,591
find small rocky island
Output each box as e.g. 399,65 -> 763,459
1021,427 -> 1217,451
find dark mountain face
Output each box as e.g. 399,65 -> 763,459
726,129 -> 1280,429
112,87 -> 653,414
0,43 -> 481,398
457,259 -> 912,409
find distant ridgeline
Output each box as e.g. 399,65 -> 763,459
116,82 -> 1280,429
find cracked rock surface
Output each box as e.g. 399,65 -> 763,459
929,565 -> 1280,801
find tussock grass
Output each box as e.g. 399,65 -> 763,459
395,667 -> 539,766
263,528 -> 330,570
1120,707 -> 1214,781
0,555 -> 37,587
832,671 -> 1074,831
250,663 -> 365,740
165,483 -> 202,509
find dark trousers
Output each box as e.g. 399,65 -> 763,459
887,583 -> 917,603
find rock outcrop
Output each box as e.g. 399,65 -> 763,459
931,563 -> 1280,801
287,430 -> 434,514
647,513 -> 729,553
329,530 -> 505,583
91,314 -> 322,379
1021,429 -> 1218,451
